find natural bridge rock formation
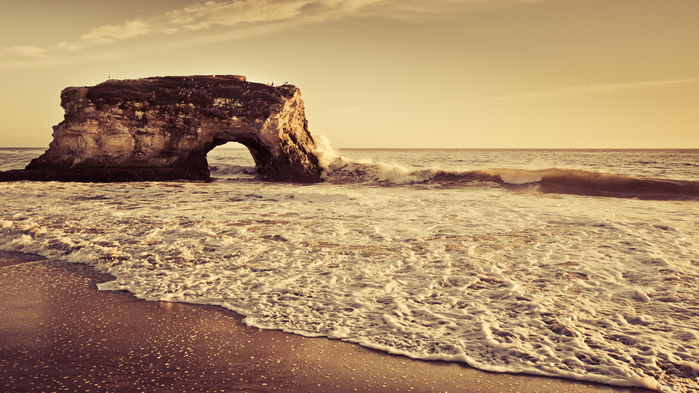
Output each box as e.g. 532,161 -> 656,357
1,75 -> 322,182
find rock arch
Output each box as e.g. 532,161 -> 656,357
2,75 -> 322,183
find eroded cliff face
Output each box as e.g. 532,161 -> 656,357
11,75 -> 322,182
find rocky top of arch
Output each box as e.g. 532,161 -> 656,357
0,75 -> 323,183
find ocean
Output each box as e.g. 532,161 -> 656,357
1,144 -> 698,392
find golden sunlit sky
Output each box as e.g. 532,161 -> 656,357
1,0 -> 698,148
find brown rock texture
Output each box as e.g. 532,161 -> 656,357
1,75 -> 322,182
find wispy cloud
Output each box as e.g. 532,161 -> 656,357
54,19 -> 179,52
166,0 -> 345,27
80,20 -> 152,45
0,45 -> 48,57
0,0 -> 547,67
499,78 -> 699,100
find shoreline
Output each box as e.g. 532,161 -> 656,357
1,252 -> 651,392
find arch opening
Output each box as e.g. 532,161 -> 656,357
206,141 -> 258,180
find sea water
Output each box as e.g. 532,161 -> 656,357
1,145 -> 698,392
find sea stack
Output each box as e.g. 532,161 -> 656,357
2,75 -> 322,183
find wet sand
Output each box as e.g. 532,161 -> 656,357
1,252 -> 651,393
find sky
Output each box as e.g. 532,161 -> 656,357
1,0 -> 698,149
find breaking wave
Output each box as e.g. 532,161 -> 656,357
326,162 -> 699,200
308,142 -> 699,201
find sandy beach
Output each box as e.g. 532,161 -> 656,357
1,252 -> 651,393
